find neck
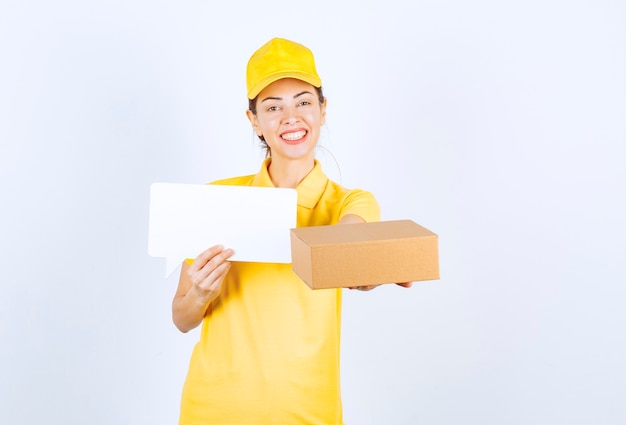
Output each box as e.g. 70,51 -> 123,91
267,156 -> 315,188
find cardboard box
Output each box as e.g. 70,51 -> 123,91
290,220 -> 439,289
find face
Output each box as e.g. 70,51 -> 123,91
247,78 -> 326,163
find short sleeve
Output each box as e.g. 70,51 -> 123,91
339,190 -> 381,223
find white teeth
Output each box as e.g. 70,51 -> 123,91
282,130 -> 306,141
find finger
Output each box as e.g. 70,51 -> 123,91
355,285 -> 377,291
193,245 -> 234,275
201,248 -> 234,274
189,258 -> 232,298
198,261 -> 231,291
189,260 -> 231,303
195,248 -> 234,284
210,261 -> 232,283
191,245 -> 225,271
396,282 -> 413,288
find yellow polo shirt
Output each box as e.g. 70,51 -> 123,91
179,159 -> 380,425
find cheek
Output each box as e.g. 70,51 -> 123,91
254,118 -> 268,136
257,116 -> 278,133
309,112 -> 324,128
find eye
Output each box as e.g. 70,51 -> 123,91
298,100 -> 312,107
266,105 -> 281,112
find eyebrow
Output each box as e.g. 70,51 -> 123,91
260,91 -> 313,103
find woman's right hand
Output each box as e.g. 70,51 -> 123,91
186,245 -> 234,304
172,244 -> 234,333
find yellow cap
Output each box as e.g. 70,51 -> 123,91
246,38 -> 322,100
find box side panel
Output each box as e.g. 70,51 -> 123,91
290,231 -> 314,289
310,244 -> 355,289
341,240 -> 427,286
395,235 -> 439,282
307,235 -> 440,289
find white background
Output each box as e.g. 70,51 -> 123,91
1,1 -> 625,424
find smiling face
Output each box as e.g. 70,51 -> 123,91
247,78 -> 326,165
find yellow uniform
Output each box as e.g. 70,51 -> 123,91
179,159 -> 380,425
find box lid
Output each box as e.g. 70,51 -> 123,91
291,219 -> 436,245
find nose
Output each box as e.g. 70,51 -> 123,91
282,105 -> 300,125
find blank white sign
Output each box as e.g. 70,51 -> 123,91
148,182 -> 298,276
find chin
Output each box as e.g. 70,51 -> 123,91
272,142 -> 316,159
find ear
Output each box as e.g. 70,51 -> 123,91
246,109 -> 263,137
319,97 -> 328,126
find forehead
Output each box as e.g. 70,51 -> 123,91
258,78 -> 317,99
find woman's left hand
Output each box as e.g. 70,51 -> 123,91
349,282 -> 413,291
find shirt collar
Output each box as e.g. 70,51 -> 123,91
252,158 -> 328,209
251,158 -> 275,188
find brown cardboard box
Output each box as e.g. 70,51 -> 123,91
290,219 -> 439,289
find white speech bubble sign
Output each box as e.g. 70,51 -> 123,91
148,183 -> 297,276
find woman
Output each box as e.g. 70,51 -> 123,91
172,37 -> 409,425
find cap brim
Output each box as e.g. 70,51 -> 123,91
248,71 -> 322,99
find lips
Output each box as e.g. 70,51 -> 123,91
281,130 -> 307,143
